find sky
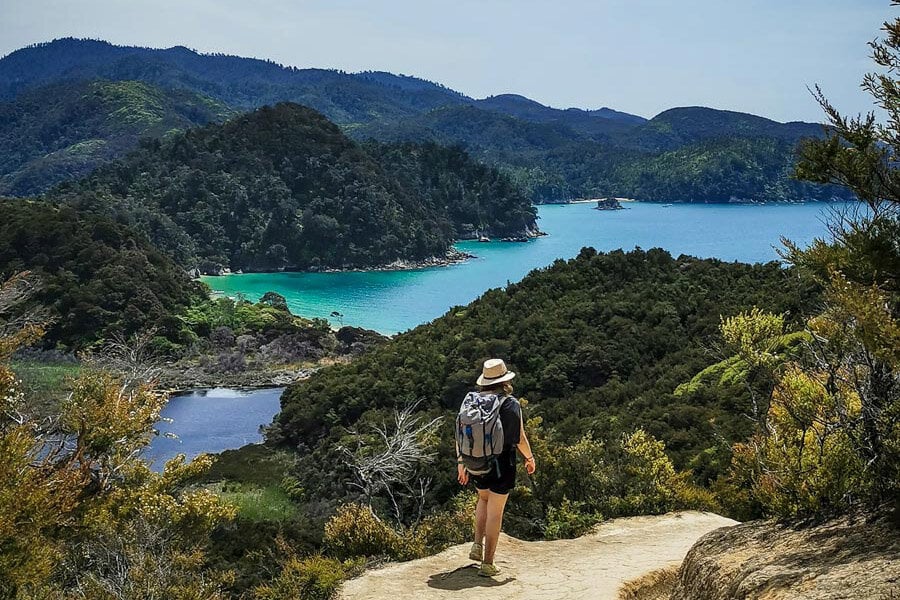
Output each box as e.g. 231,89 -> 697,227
0,0 -> 891,122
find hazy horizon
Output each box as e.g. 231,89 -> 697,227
0,1 -> 891,122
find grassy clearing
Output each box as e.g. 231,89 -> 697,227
210,482 -> 299,522
11,359 -> 82,414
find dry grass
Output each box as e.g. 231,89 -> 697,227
618,565 -> 679,600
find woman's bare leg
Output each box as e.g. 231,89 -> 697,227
483,491 -> 509,564
474,488 -> 490,544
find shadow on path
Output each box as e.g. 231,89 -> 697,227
427,564 -> 515,590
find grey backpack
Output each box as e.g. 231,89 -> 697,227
456,391 -> 506,475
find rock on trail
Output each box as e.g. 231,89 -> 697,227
339,511 -> 736,600
671,513 -> 900,600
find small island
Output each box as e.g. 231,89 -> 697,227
595,197 -> 626,210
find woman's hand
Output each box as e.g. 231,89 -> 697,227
457,463 -> 469,485
524,456 -> 536,475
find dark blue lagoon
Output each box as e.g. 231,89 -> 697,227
145,387 -> 284,469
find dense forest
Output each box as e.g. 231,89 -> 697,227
0,39 -> 634,127
0,79 -> 233,195
52,103 -> 537,273
274,248 -> 822,512
0,199 -> 203,348
355,105 -> 853,203
0,39 -> 852,203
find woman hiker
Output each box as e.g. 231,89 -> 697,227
456,358 -> 536,577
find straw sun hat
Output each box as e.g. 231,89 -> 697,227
476,358 -> 516,386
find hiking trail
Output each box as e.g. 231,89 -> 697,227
339,511 -> 736,600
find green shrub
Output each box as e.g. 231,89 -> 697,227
415,493 -> 476,553
280,476 -> 305,502
543,499 -> 602,540
253,555 -> 349,600
670,471 -> 721,513
604,429 -> 678,516
739,366 -> 869,518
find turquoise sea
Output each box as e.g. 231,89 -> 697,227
203,202 -> 846,334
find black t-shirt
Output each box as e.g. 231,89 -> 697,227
478,392 -> 520,449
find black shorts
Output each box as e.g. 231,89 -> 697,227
470,451 -> 517,495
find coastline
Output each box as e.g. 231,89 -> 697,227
157,361 -> 330,393
196,227 -> 547,278
197,247 -> 476,278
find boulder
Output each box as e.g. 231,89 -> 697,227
671,514 -> 900,600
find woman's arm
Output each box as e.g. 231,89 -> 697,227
456,437 -> 468,485
516,408 -> 536,474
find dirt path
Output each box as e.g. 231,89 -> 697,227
339,511 -> 736,600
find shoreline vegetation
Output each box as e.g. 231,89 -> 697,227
157,365 -> 318,394
195,247 -> 477,278
195,228 -> 546,278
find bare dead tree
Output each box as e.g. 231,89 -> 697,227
81,328 -> 163,386
339,400 -> 442,527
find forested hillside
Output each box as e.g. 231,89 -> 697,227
354,105 -> 852,202
274,248 -> 821,515
0,79 -> 233,196
0,39 -> 469,120
52,103 -> 537,272
0,39 -> 852,203
0,199 -> 203,348
0,39 -> 639,129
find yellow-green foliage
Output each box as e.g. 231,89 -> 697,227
740,366 -> 868,517
711,294 -> 899,518
721,308 -> 787,368
254,555 -> 351,600
675,306 -> 809,398
85,453 -> 236,535
415,492 -> 477,553
324,494 -> 478,562
0,302 -> 235,596
61,372 -> 168,472
323,503 -> 420,561
610,429 -> 678,515
90,80 -> 167,126
0,391 -> 81,593
822,272 -> 900,367
523,417 -> 705,535
669,471 -> 721,513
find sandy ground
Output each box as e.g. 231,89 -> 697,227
339,511 -> 737,600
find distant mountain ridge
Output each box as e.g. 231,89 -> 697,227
0,38 -> 645,127
0,38 -> 851,202
0,78 -> 233,195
